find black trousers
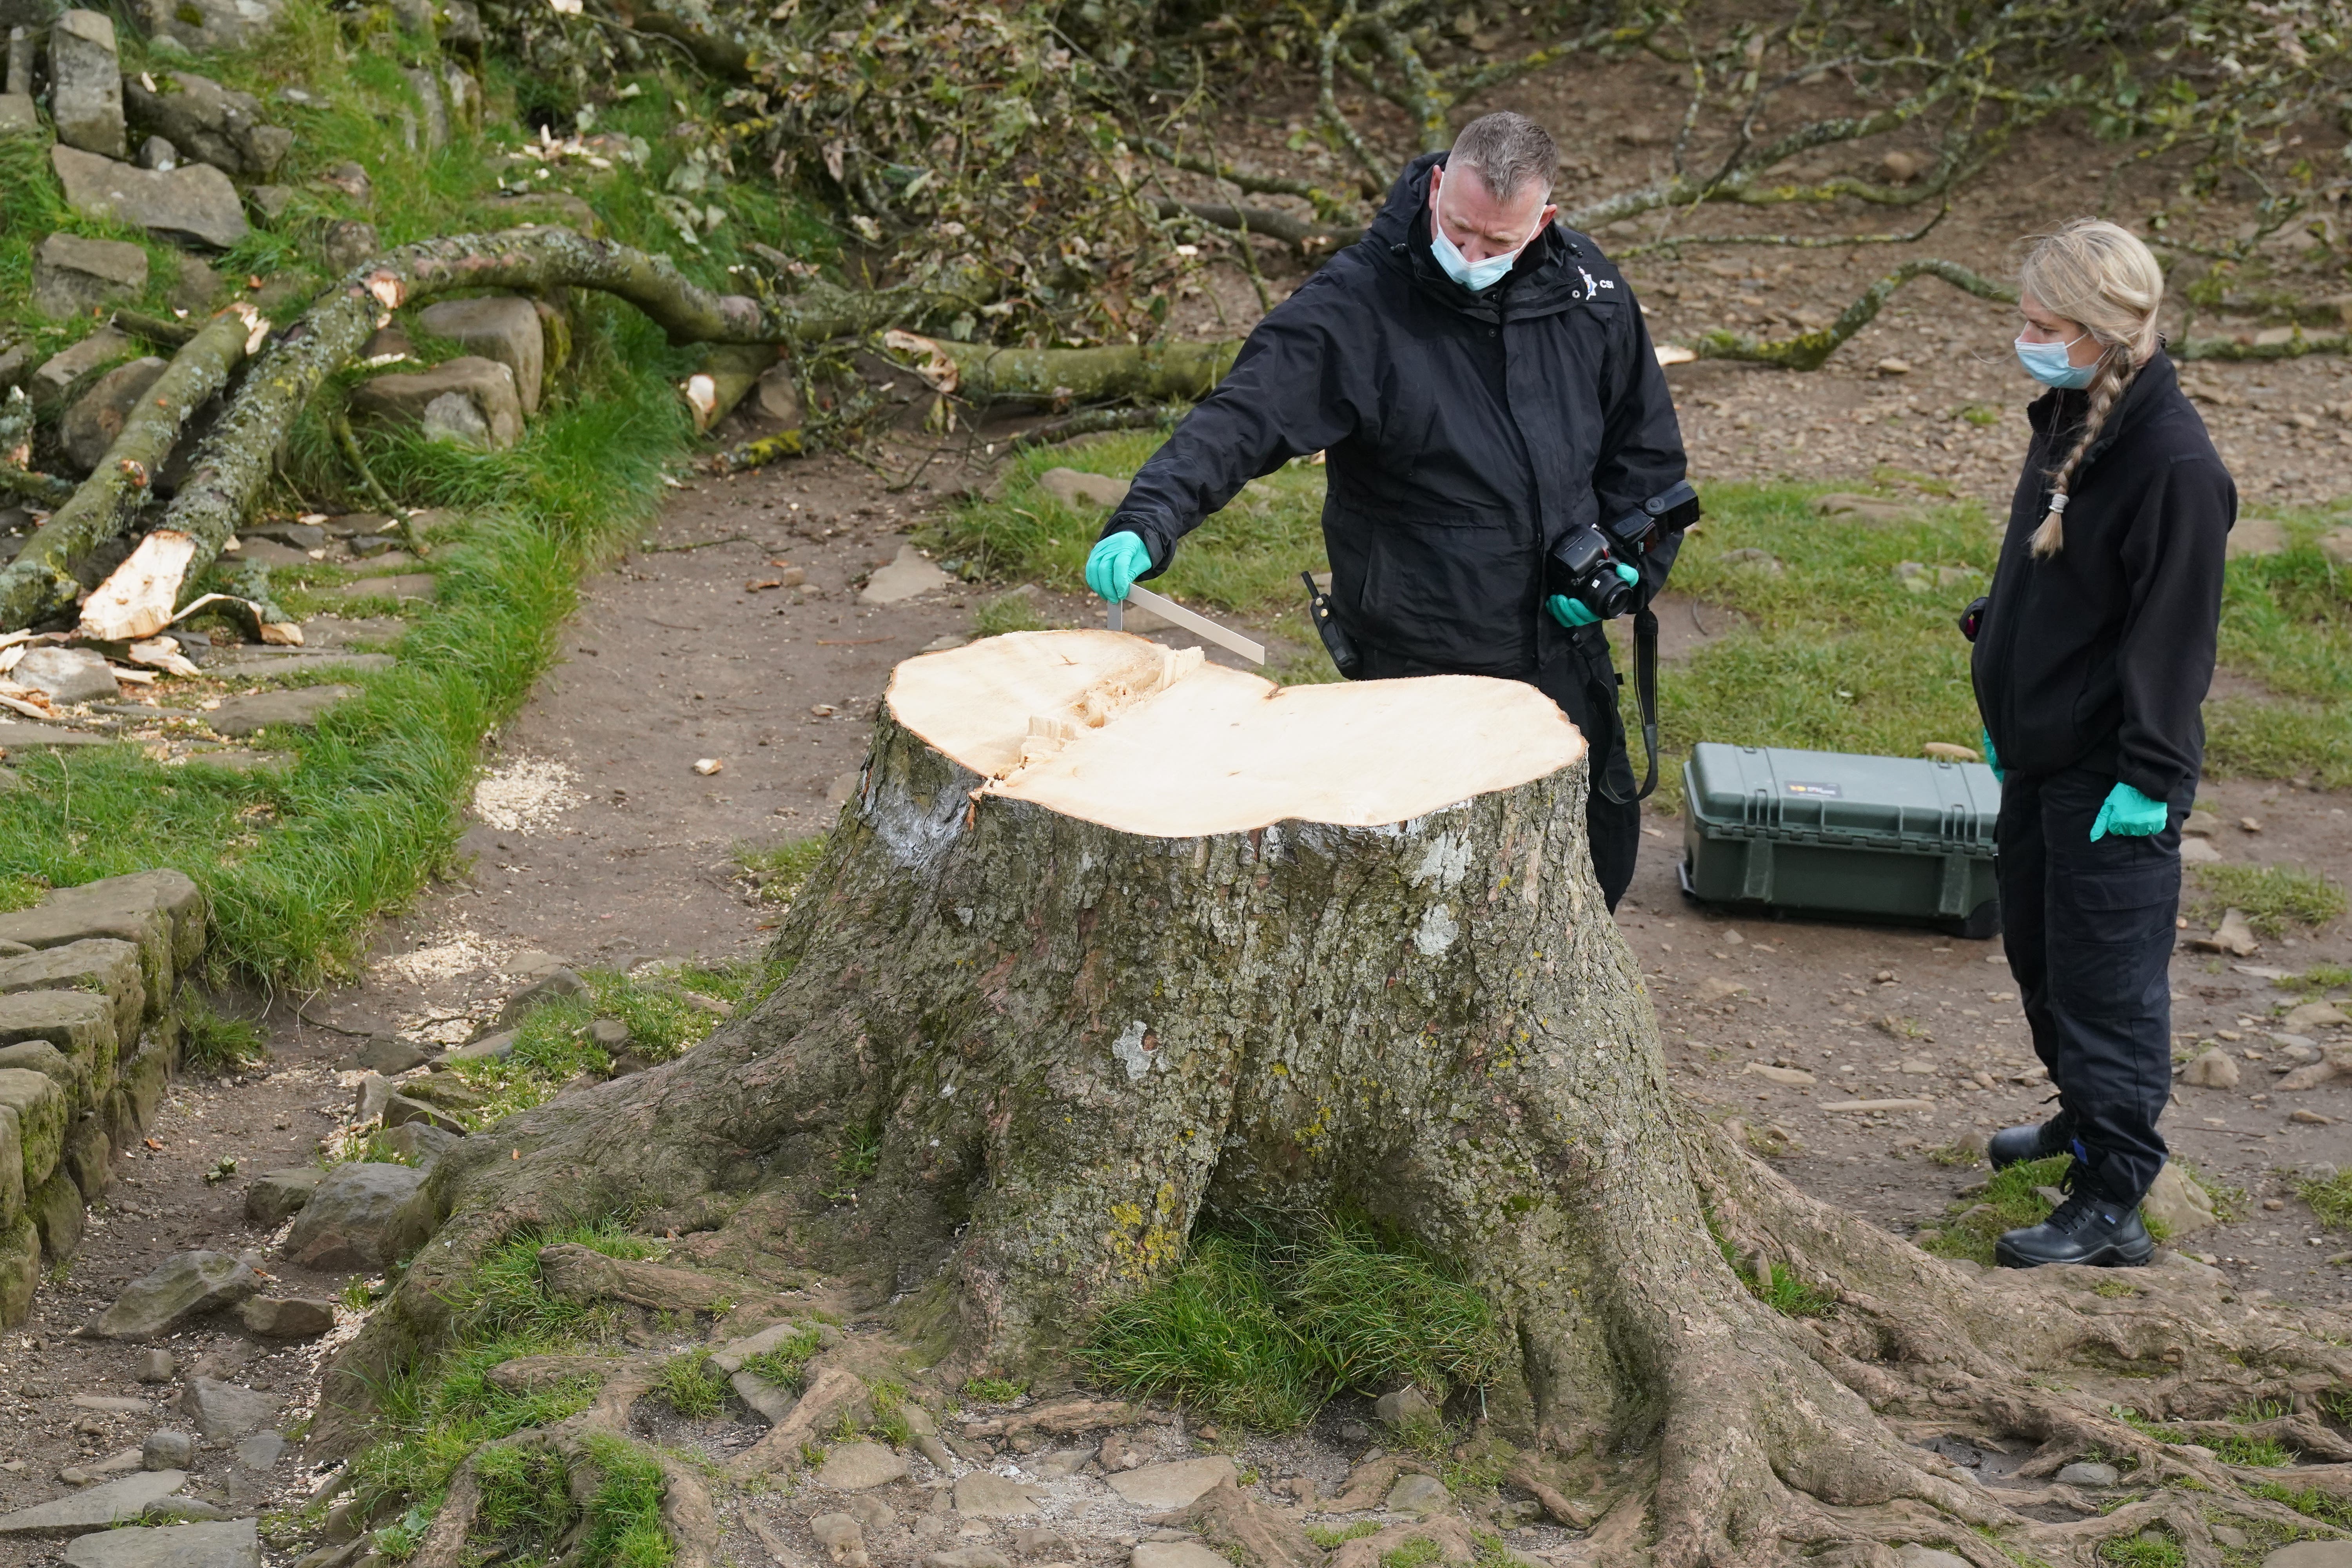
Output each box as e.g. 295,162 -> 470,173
1354,628 -> 1642,910
1995,764 -> 2181,1206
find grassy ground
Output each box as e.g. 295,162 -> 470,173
1080,1212 -> 1505,1434
0,0 -> 833,984
438,958 -> 784,1127
936,451 -> 2352,819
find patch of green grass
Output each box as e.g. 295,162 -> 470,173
868,1381 -> 915,1448
1380,1538 -> 1446,1568
2203,698 -> 2352,791
927,436 -> 1328,617
1753,1261 -> 1837,1318
178,995 -> 272,1075
1926,1141 -> 1984,1169
340,1219 -> 652,1531
738,835 -> 829,906
2298,1169 -> 2352,1230
2286,964 -> 2352,993
0,876 -> 43,914
740,1327 -> 824,1393
1918,1155 -> 2071,1267
962,1376 -> 1029,1405
973,590 -> 1054,637
655,1350 -> 726,1419
1081,1213 -> 1506,1433
1306,1524 -> 1382,1549
2249,1481 -> 2352,1527
2212,1433 -> 2296,1468
2092,1279 -> 2137,1299
2190,864 -> 2348,936
473,1441 -> 573,1557
2100,1530 -> 2185,1568
578,1434 -> 673,1568
445,962 -> 780,1128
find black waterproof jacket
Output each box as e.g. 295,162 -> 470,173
1971,350 -> 2236,807
1102,152 -> 1691,678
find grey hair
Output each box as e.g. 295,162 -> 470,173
1447,111 -> 1558,204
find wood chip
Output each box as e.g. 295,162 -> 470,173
693,758 -> 723,775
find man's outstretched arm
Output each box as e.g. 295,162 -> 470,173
1094,280 -> 1361,589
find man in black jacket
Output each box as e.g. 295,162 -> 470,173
1083,111 -> 1694,908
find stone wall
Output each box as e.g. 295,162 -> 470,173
0,870 -> 207,1324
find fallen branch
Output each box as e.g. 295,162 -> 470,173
112,310 -> 200,350
1617,203 -> 1950,259
0,305 -> 264,634
882,331 -> 1240,405
328,404 -> 409,523
1011,403 -> 1187,450
1673,257 -> 2015,371
681,343 -> 778,431
1137,135 -> 1372,210
1153,199 -> 1359,258
5,227 -> 989,635
2173,332 -> 2352,361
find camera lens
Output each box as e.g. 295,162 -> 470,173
1591,572 -> 1634,619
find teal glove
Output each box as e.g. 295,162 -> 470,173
1085,532 -> 1152,603
1980,728 -> 2002,782
1546,563 -> 1642,628
2089,782 -> 2168,842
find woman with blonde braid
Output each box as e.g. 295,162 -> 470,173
1966,219 -> 2236,1269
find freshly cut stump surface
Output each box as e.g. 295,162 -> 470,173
886,629 -> 1585,833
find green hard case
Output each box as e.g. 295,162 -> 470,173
1678,742 -> 2002,939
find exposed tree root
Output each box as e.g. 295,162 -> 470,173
1671,258 -> 2017,370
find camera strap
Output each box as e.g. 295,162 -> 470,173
1596,599 -> 1660,806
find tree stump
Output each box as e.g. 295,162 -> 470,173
331,631 -> 2352,1567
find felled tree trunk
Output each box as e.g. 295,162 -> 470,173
884,331 -> 1241,404
318,632 -> 2352,1566
1,229 -> 982,633
0,305 -> 263,633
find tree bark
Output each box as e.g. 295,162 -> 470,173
313,633 -> 2352,1566
0,305 -> 263,633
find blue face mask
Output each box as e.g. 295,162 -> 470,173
2014,333 -> 2098,389
1430,202 -> 1541,294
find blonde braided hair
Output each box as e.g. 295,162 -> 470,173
2018,220 -> 2165,558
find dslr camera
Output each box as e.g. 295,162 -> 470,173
1546,479 -> 1699,619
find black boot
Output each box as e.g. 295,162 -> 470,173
1994,1173 -> 2154,1269
1986,1109 -> 2074,1171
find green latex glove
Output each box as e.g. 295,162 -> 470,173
1546,563 -> 1642,628
2089,781 -> 2168,842
1085,532 -> 1153,603
1980,728 -> 2002,782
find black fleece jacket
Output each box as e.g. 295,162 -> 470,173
1100,152 -> 1691,677
1971,350 -> 2236,807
